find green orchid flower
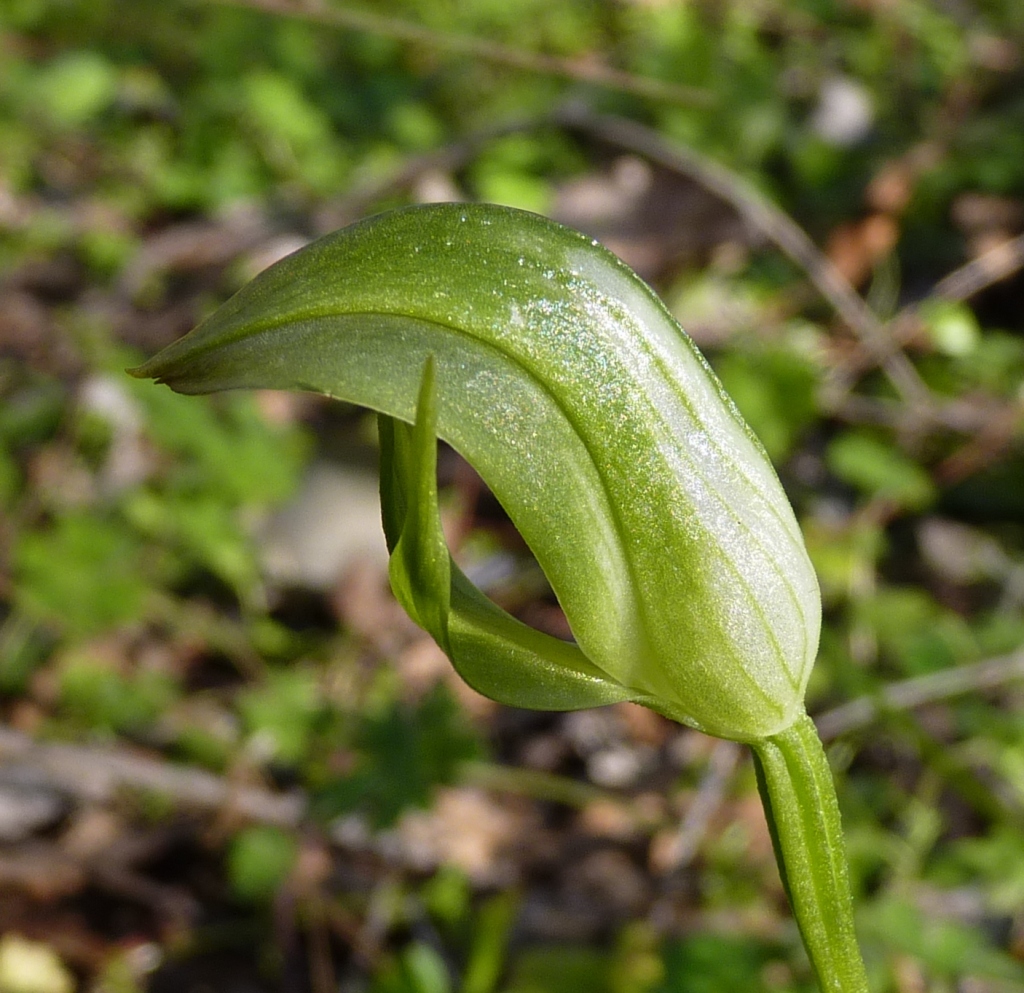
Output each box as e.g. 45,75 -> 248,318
131,203 -> 868,992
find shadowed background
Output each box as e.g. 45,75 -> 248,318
2,2 -> 1024,991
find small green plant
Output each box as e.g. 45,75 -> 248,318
132,203 -> 868,991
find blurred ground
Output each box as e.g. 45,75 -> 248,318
2,2 -> 1024,992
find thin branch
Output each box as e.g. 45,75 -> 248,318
199,0 -> 712,108
934,400 -> 1024,485
658,740 -> 741,871
818,380 -> 1006,435
555,110 -> 1020,438
826,233 -> 1024,393
0,726 -> 306,827
814,648 -> 1024,741
925,231 -> 1024,305
859,231 -> 1024,371
0,725 -> 640,837
461,760 -> 626,811
552,106 -> 933,410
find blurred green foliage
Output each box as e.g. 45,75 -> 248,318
228,825 -> 299,903
827,432 -> 936,511
14,512 -> 150,636
57,649 -> 179,734
658,933 -> 804,993
371,942 -> 453,993
2,0 -> 1024,990
312,683 -> 482,828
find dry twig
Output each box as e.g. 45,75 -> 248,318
0,726 -> 639,839
552,106 -> 933,412
658,740 -> 741,871
814,647 -> 1024,741
0,726 -> 305,826
924,230 -> 1024,305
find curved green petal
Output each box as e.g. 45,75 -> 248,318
131,203 -> 819,740
378,357 -> 453,653
380,357 -> 633,711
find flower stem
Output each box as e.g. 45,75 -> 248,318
750,712 -> 868,993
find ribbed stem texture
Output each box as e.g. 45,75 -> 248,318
751,712 -> 868,993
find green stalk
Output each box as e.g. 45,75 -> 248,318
750,712 -> 868,993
